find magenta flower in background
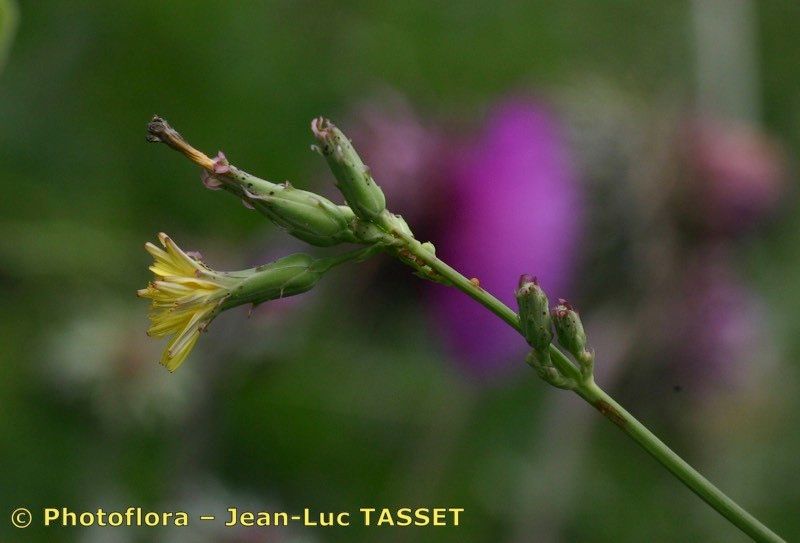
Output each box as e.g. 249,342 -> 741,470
429,99 -> 584,378
683,117 -> 786,235
668,248 -> 768,391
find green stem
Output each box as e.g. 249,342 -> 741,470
388,227 -> 582,382
315,245 -> 383,271
391,226 -> 784,543
576,380 -> 782,542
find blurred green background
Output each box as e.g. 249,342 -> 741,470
1,1 -> 799,542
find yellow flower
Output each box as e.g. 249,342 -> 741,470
138,232 -> 360,371
137,233 -> 231,372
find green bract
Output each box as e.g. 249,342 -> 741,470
525,351 -> 576,390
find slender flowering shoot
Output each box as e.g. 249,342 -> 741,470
140,115 -> 786,542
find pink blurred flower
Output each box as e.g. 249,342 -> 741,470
667,247 -> 767,390
429,98 -> 584,378
683,117 -> 787,235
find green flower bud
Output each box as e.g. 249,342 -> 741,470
311,117 -> 386,222
224,253 -> 332,308
516,275 -> 553,354
551,299 -> 593,374
232,170 -> 358,247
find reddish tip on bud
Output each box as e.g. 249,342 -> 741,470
311,117 -> 331,140
553,299 -> 575,317
518,274 -> 538,288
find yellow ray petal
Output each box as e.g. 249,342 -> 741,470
161,330 -> 200,372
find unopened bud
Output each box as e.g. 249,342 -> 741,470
224,253 -> 331,308
311,117 -> 386,222
516,275 -> 553,354
228,171 -> 358,247
551,299 -> 592,371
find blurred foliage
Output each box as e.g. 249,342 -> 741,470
0,0 -> 16,70
1,2 -> 799,542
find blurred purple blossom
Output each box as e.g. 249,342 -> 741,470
429,98 -> 584,378
667,247 -> 767,390
682,117 -> 787,235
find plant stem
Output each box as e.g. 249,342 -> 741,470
316,245 -> 383,271
391,225 -> 784,543
387,227 -> 583,382
576,380 -> 782,542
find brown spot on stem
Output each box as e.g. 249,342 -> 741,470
594,400 -> 626,428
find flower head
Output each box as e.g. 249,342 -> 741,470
138,233 -> 356,372
137,233 -> 233,372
